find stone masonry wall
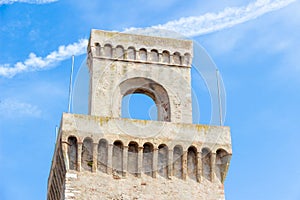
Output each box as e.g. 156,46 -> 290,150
64,171 -> 226,200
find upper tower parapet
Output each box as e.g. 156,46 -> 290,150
88,29 -> 193,67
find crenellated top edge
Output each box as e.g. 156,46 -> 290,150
87,29 -> 193,67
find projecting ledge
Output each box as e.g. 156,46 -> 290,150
59,113 -> 231,153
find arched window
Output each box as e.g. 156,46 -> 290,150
82,137 -> 93,172
173,52 -> 181,65
139,48 -> 147,61
127,47 -> 136,60
183,53 -> 191,66
202,148 -> 212,181
67,136 -> 78,170
95,43 -> 101,56
187,146 -> 197,181
97,139 -> 108,173
162,50 -> 170,63
104,44 -> 112,58
158,144 -> 168,178
173,145 -> 183,179
119,77 -> 170,122
112,140 -> 123,175
128,141 -> 138,177
115,45 -> 124,59
150,49 -> 159,62
143,143 -> 153,177
216,149 -> 231,183
122,93 -> 157,121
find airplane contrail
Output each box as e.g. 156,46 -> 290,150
0,0 -> 296,78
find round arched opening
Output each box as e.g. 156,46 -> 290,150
119,77 -> 171,121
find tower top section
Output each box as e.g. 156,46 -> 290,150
87,29 -> 194,123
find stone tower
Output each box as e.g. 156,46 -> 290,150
47,29 -> 232,200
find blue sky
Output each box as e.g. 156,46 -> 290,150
1,0 -> 300,199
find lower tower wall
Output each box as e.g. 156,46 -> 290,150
47,113 -> 231,200
63,171 -> 226,200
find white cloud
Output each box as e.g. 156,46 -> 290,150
0,98 -> 42,118
0,0 -> 58,5
126,0 -> 296,37
0,39 -> 88,78
0,0 -> 295,78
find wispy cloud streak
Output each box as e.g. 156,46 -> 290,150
0,39 -> 88,78
127,0 -> 296,36
0,0 -> 58,5
0,98 -> 42,118
0,0 -> 295,77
